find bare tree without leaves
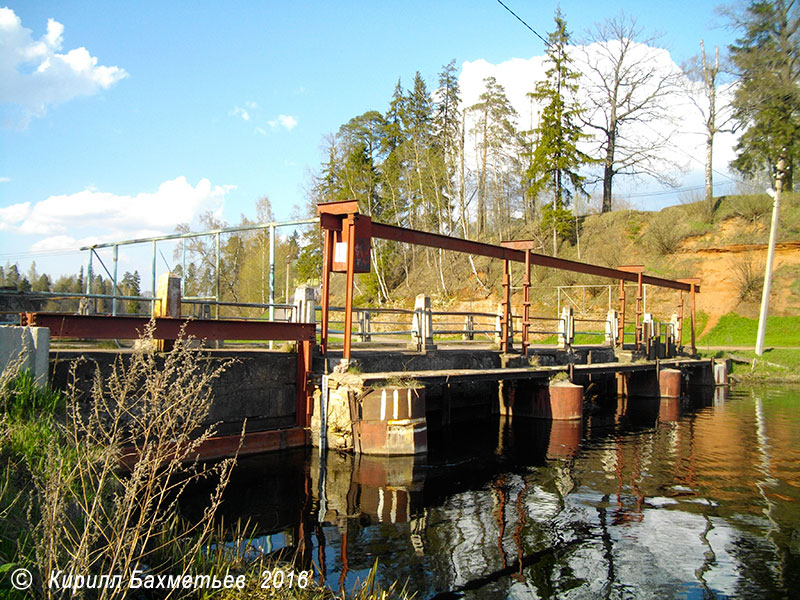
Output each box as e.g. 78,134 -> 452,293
683,41 -> 736,213
579,15 -> 684,212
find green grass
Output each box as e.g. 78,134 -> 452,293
2,370 -> 64,421
700,348 -> 800,382
698,312 -> 800,347
0,371 -> 67,594
1,370 -> 64,469
676,310 -> 709,346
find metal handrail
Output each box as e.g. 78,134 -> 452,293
10,289 -> 659,349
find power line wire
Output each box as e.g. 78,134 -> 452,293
495,0 -> 551,48
0,248 -> 83,259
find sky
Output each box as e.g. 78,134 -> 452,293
0,1 -> 741,282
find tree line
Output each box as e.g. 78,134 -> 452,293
300,2 -> 798,301
4,2 -> 796,310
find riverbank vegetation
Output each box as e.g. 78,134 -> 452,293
0,326 -> 411,599
0,325 -> 236,598
701,348 -> 800,383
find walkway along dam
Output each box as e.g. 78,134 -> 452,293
12,199 -> 726,460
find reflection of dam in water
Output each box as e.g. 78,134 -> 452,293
183,384 -> 799,599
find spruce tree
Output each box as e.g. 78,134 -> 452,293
527,10 -> 591,253
728,0 -> 799,189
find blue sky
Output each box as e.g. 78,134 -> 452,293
1,1 -> 736,279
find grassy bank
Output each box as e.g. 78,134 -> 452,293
692,313 -> 800,382
700,348 -> 800,383
698,313 -> 800,348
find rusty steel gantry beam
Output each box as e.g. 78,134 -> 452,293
22,312 -> 316,428
317,200 -> 701,359
22,312 -> 315,342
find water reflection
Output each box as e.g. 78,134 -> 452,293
189,385 -> 800,598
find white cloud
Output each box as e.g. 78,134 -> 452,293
0,201 -> 31,230
2,176 -> 231,246
0,7 -> 127,123
0,176 -> 12,183
268,114 -> 298,131
231,106 -> 250,121
231,101 -> 297,134
29,234 -> 85,252
231,101 -> 261,123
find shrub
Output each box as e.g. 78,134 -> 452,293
733,252 -> 764,302
679,190 -> 717,225
647,210 -> 689,255
729,194 -> 772,228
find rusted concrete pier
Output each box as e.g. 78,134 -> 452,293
310,346 -> 718,456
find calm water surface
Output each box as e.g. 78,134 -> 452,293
198,385 -> 800,599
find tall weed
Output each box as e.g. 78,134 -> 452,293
2,322 -> 238,599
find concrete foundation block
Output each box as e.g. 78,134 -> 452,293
355,419 -> 428,455
0,326 -> 50,387
658,368 -> 682,398
361,387 -> 425,421
548,380 -> 583,420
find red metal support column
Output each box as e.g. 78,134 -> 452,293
296,339 -> 313,428
636,272 -> 643,351
677,291 -> 684,349
522,250 -> 531,357
342,216 -> 357,362
678,278 -> 700,357
320,228 -> 334,354
501,259 -> 511,352
619,266 -> 645,352
690,283 -> 697,357
618,279 -> 626,350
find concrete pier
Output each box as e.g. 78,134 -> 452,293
41,344 -> 718,460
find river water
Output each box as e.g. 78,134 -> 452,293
197,385 -> 800,599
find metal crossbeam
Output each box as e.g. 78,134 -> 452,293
366,225 -> 696,292
22,313 -> 315,341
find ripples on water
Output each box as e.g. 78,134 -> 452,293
188,385 -> 800,599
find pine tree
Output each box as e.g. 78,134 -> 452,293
527,10 -> 592,254
470,76 -> 518,236
728,0 -> 799,189
121,271 -> 141,314
380,79 -> 410,228
403,72 -> 435,230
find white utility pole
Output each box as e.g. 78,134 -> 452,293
755,152 -> 786,356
